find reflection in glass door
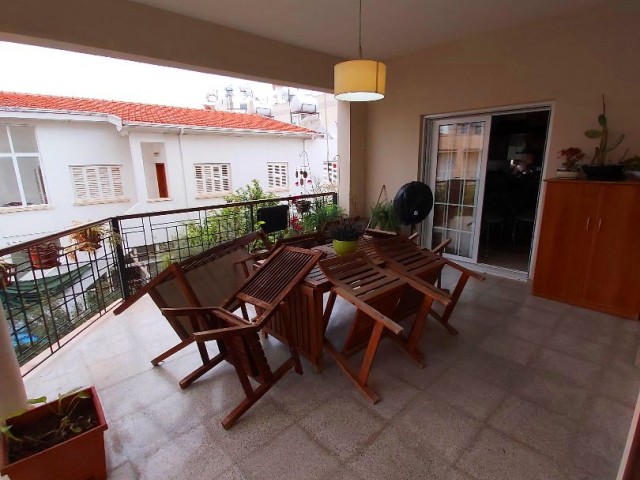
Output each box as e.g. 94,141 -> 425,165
428,117 -> 491,262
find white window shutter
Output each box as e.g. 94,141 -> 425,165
70,165 -> 124,202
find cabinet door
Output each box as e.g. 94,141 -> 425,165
582,184 -> 640,316
532,182 -> 600,301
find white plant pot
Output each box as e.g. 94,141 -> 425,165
556,169 -> 579,179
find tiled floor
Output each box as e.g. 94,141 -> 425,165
23,272 -> 640,479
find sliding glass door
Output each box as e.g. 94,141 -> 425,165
426,116 -> 491,262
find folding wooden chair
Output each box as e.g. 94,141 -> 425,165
113,232 -> 265,388
163,246 -> 322,429
372,236 -> 485,335
319,251 -> 448,403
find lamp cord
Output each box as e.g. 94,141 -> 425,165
358,0 -> 363,59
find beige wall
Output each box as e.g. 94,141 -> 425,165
366,0 -> 640,208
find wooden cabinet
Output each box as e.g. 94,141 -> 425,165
532,179 -> 640,319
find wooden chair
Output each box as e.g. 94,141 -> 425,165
113,231 -> 266,388
162,246 -> 322,429
372,236 -> 485,335
319,251 -> 448,403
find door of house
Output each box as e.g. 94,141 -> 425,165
155,163 -> 169,199
426,116 -> 492,263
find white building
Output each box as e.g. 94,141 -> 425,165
0,92 -> 336,248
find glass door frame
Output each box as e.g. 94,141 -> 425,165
425,115 -> 492,263
419,102 -> 556,276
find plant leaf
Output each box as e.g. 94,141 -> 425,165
0,425 -> 22,443
607,134 -> 625,151
585,129 -> 603,139
27,396 -> 47,405
598,114 -> 608,127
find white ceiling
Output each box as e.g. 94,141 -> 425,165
131,0 -> 605,59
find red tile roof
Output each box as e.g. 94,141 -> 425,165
0,91 -> 316,135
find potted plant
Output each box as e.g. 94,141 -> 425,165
0,261 -> 16,289
327,218 -> 364,255
68,222 -> 121,253
301,201 -> 342,232
621,155 -> 640,179
582,95 -> 626,180
0,386 -> 108,480
556,147 -> 585,179
28,242 -> 60,269
369,201 -> 401,233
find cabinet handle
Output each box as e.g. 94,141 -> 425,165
586,217 -> 591,231
598,218 -> 603,232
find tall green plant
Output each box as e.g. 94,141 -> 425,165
584,95 -> 625,166
370,201 -> 400,232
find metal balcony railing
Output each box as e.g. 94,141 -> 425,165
0,192 -> 337,373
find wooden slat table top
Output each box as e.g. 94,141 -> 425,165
303,238 -> 384,290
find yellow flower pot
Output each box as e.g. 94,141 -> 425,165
333,240 -> 358,255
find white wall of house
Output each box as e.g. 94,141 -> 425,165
0,116 -> 330,248
0,119 -> 136,247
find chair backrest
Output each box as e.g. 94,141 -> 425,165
269,232 -> 326,251
224,245 -> 323,324
372,236 -> 446,285
319,251 -> 406,308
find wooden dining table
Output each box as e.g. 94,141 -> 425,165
264,237 -> 417,371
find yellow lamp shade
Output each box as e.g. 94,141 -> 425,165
334,60 -> 386,102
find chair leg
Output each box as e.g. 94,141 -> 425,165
151,338 -> 192,366
432,273 -> 470,335
279,301 -> 303,375
179,352 -> 226,389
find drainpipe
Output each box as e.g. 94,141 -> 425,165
0,305 -> 28,418
178,128 -> 189,208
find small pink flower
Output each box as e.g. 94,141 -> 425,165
307,179 -> 312,184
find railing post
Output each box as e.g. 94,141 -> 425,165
249,203 -> 255,232
332,191 -> 338,206
111,217 -> 131,300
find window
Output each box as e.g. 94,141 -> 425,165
70,165 -> 126,204
0,125 -> 48,208
324,160 -> 338,184
194,163 -> 231,197
268,163 -> 288,190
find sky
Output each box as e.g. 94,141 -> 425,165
0,41 -> 303,108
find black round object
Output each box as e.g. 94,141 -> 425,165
393,181 -> 434,225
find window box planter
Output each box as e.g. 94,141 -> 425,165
1,386 -> 108,480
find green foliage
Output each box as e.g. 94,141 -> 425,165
584,95 -> 626,166
180,180 -> 279,250
301,200 -> 342,232
370,201 -> 400,232
621,155 -> 640,171
326,218 -> 364,241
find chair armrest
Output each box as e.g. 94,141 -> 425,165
400,275 -> 452,306
431,238 -> 451,255
161,306 -> 249,327
333,286 -> 404,335
194,324 -> 257,342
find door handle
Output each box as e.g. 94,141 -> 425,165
586,217 -> 591,231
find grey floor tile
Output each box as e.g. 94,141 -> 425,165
546,331 -> 608,365
397,395 -> 483,463
585,396 -> 635,444
299,395 -> 385,460
429,368 -> 508,421
501,317 -> 555,345
511,305 -> 563,328
511,370 -> 589,420
348,424 -> 452,480
457,428 -> 565,480
240,425 -> 339,480
488,395 -> 575,462
531,348 -> 602,389
477,332 -> 539,365
452,348 -> 524,390
564,425 -> 625,480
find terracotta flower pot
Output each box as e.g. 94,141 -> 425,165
28,243 -> 60,269
0,263 -> 16,288
1,386 -> 108,480
73,230 -> 102,252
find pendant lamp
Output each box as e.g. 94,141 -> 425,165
334,0 -> 386,102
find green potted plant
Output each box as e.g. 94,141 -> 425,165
68,222 -> 121,253
301,201 -> 342,232
556,147 -> 585,179
369,201 -> 401,233
582,95 -> 626,180
0,386 -> 108,480
327,218 -> 364,255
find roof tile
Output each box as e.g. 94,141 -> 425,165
0,91 -> 316,135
